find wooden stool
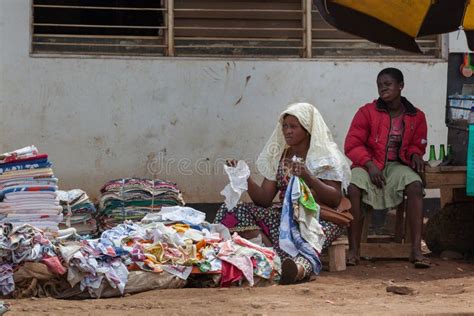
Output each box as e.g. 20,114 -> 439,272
360,198 -> 411,259
327,237 -> 348,271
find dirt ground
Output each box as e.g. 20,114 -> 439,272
3,257 -> 474,315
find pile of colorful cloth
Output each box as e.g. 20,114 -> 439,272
57,189 -> 97,237
0,146 -> 62,233
97,178 -> 185,231
0,224 -> 65,296
0,206 -> 280,299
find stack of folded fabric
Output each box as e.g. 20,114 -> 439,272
57,189 -> 97,237
0,146 -> 62,233
97,178 -> 185,231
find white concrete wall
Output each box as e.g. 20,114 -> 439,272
1,0 -> 448,202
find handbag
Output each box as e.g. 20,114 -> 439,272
319,197 -> 353,227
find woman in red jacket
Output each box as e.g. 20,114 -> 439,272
344,68 -> 430,268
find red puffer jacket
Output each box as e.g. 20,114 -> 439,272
344,98 -> 428,170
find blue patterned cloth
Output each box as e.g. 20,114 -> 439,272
0,161 -> 51,175
279,176 -> 322,274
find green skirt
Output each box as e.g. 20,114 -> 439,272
350,161 -> 423,210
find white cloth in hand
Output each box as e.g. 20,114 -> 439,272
221,160 -> 250,210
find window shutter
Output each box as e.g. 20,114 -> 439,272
32,0 -> 167,56
31,0 -> 442,59
174,0 -> 305,57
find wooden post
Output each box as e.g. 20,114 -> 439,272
30,0 -> 34,55
162,0 -> 168,55
167,0 -> 175,56
302,0 -> 312,58
394,199 -> 406,243
403,197 -> 412,244
440,187 -> 454,208
361,207 -> 372,243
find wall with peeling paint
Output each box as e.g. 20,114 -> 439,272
1,0 -> 448,202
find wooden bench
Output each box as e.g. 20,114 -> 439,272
424,166 -> 470,207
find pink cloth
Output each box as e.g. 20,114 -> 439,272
218,240 -> 254,286
387,114 -> 405,161
221,212 -> 239,228
41,256 -> 66,275
232,233 -> 275,260
220,261 -> 243,287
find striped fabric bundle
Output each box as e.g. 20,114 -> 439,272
97,178 -> 185,231
0,146 -> 62,233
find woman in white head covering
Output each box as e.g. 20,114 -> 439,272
214,103 -> 351,284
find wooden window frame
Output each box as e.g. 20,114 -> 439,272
30,0 -> 443,59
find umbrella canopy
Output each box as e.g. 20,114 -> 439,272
314,0 -> 473,53
419,0 -> 474,51
465,5 -> 474,48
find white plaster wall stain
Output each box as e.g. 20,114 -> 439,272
234,75 -> 252,106
203,66 -> 221,82
222,61 -> 237,97
38,85 -> 51,135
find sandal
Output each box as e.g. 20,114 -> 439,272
346,256 -> 360,266
409,254 -> 431,269
412,257 -> 431,269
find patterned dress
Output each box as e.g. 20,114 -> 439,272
214,161 -> 344,275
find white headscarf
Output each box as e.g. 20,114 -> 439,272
255,103 -> 351,191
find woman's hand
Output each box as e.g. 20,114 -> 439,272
411,154 -> 425,173
225,159 -> 238,167
290,160 -> 311,179
366,161 -> 385,188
